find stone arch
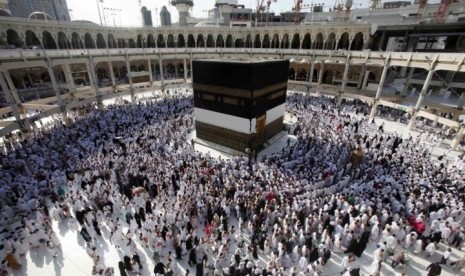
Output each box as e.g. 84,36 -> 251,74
6,29 -> 22,48
177,63 -> 184,77
157,34 -> 165,48
96,33 -> 106,49
271,34 -> 279,48
322,70 -> 334,84
302,33 -> 311,49
337,32 -> 350,50
166,63 -> 176,77
262,34 -> 270,48
289,68 -> 296,79
147,34 -> 156,47
365,35 -> 375,50
226,34 -> 233,48
297,68 -> 307,81
136,34 -> 144,48
325,33 -> 336,50
216,34 -> 224,48
311,68 -> 318,82
128,39 -> 136,48
313,33 -> 323,49
253,34 -> 261,48
84,33 -> 95,49
235,38 -> 244,48
187,34 -> 195,47
206,34 -> 214,48
167,34 -> 175,48
57,32 -> 70,49
42,31 -> 57,49
351,32 -> 364,50
177,34 -> 185,47
108,34 -> 117,48
291,33 -> 300,49
281,34 -> 290,49
117,39 -> 126,48
96,68 -> 108,79
197,34 -> 205,48
25,30 -> 41,47
71,32 -> 82,49
245,34 -> 252,48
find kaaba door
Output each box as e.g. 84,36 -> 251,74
257,115 -> 266,138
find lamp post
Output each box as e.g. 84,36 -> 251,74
95,0 -> 104,25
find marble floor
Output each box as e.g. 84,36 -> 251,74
2,89 -> 465,276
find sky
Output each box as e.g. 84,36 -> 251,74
67,0 -> 442,27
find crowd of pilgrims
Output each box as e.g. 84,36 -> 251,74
1,91 -> 465,276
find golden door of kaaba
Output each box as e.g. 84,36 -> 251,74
257,115 -> 266,138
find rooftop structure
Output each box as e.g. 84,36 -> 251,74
7,0 -> 70,21
171,0 -> 193,26
160,6 -> 171,27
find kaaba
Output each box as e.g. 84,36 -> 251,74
192,58 -> 289,153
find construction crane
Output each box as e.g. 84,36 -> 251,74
435,0 -> 454,22
334,0 -> 344,20
292,0 -> 303,23
416,0 -> 428,19
369,0 -> 381,10
256,0 -> 277,26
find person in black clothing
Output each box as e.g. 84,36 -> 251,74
175,241 -> 183,260
154,261 -> 166,275
309,246 -> 319,262
426,262 -> 442,276
134,213 -> 142,229
132,253 -> 142,270
123,255 -> 132,272
80,227 -> 91,242
138,207 -> 146,222
196,261 -> 204,276
188,247 -> 197,267
118,261 -> 127,276
92,218 -> 101,236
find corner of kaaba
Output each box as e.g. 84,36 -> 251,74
192,58 -> 289,153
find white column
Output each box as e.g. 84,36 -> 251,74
338,53 -> 351,105
362,70 -> 370,90
125,56 -> 135,101
369,55 -> 391,119
407,67 -> 436,130
47,62 -> 69,122
451,125 -> 464,150
183,58 -> 188,81
108,61 -> 116,89
88,57 -> 103,107
147,59 -> 153,83
190,53 -> 194,80
47,63 -> 64,107
0,72 -> 25,127
85,63 -> 93,86
308,60 -> 315,87
63,63 -> 76,94
318,62 -> 324,85
457,93 -> 465,110
401,67 -> 415,97
3,72 -> 21,104
158,54 -> 165,89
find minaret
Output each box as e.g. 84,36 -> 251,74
171,0 -> 193,26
